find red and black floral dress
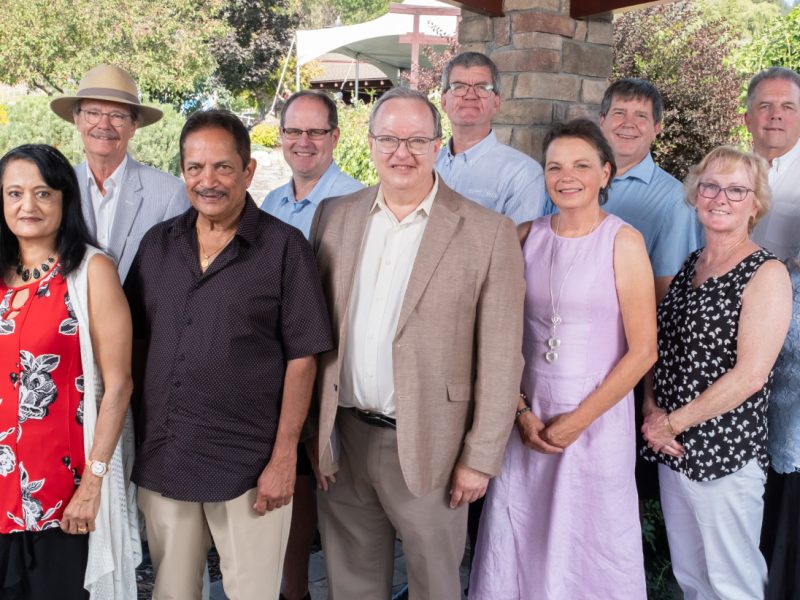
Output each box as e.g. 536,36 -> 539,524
0,264 -> 85,534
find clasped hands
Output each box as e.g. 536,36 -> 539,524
641,407 -> 684,458
515,409 -> 585,453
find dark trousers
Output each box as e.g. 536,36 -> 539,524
0,528 -> 89,600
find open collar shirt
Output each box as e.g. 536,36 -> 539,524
261,161 -> 363,238
125,196 -> 333,502
339,175 -> 439,418
87,155 -> 128,250
435,130 -> 545,224
752,137 -> 800,260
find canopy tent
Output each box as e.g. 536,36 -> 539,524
295,0 -> 460,88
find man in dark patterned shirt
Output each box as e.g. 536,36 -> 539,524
125,109 -> 332,600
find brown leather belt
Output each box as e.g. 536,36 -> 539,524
352,408 -> 397,429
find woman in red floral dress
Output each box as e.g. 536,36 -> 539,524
0,145 -> 137,599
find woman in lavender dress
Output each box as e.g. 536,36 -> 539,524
469,119 -> 657,599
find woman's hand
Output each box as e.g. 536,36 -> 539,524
642,407 -> 684,458
540,411 -> 587,449
61,475 -> 102,535
516,411 -> 563,454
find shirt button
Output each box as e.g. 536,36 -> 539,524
174,380 -> 181,388
185,318 -> 192,326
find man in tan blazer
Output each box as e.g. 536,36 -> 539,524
310,87 -> 525,599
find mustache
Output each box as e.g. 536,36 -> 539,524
194,188 -> 225,198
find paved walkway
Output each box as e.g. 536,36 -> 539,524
248,149 -> 292,205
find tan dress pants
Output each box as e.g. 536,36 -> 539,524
138,486 -> 292,600
318,408 -> 468,599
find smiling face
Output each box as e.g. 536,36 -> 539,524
73,99 -> 138,167
181,127 -> 256,225
694,161 -> 757,237
598,95 -> 660,175
281,95 -> 339,182
745,78 -> 800,162
544,136 -> 612,212
441,65 -> 500,131
2,159 -> 63,247
369,97 -> 441,202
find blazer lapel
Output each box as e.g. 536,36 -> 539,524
395,186 -> 460,336
76,163 -> 97,236
108,158 -> 144,264
337,190 -> 374,313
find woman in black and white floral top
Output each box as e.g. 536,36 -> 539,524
641,146 -> 792,600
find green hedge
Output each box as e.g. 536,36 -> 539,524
0,95 -> 185,175
250,123 -> 280,148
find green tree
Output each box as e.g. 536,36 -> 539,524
699,0 -> 783,40
0,0 -> 224,105
210,0 -> 298,116
734,5 -> 800,73
614,2 -> 745,180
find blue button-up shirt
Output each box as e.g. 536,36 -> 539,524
435,131 -> 545,224
261,161 -> 363,238
544,153 -> 702,277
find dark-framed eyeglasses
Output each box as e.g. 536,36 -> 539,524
697,182 -> 753,203
77,108 -> 133,127
369,134 -> 438,155
281,127 -> 333,140
446,82 -> 495,98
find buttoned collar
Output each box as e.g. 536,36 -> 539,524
771,137 -> 800,174
278,161 -> 344,207
87,154 -> 128,196
371,172 -> 439,224
171,193 -> 261,247
614,152 -> 656,184
442,131 -> 499,164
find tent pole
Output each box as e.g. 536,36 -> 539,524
355,54 -> 360,104
269,35 -> 296,117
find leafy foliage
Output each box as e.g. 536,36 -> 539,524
614,2 -> 745,180
734,5 -> 800,73
0,0 -> 224,105
251,123 -> 280,148
399,34 -> 460,95
698,0 -> 783,40
640,499 -> 679,600
0,96 -> 185,175
334,101 -> 377,185
210,0 -> 298,115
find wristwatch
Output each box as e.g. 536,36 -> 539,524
88,459 -> 108,478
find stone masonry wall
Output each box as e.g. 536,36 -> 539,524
458,1 -> 613,162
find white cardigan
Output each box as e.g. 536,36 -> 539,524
67,247 -> 141,599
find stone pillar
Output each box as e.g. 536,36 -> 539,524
458,1 -> 613,162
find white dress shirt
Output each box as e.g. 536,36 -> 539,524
752,137 -> 800,260
87,156 -> 128,249
340,175 -> 439,417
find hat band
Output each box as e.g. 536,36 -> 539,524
77,87 -> 140,105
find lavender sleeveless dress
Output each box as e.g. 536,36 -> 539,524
469,214 -> 646,600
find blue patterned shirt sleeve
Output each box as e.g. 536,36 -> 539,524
768,262 -> 800,473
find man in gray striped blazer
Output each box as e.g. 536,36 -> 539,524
51,64 -> 188,281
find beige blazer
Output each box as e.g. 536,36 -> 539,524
310,180 -> 525,497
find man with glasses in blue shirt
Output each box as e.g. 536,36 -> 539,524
436,52 -> 545,224
261,91 -> 362,238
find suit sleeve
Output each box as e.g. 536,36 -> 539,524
459,216 -> 526,476
164,181 -> 191,221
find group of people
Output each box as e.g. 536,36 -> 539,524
0,49 -> 798,600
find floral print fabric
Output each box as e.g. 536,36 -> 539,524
642,249 -> 777,482
0,265 -> 84,533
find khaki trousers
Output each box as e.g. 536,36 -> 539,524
318,408 -> 468,599
138,487 -> 292,600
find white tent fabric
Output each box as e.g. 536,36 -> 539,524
295,0 -> 459,84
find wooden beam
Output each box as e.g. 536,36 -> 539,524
398,34 -> 454,45
435,0 -> 503,17
389,3 -> 462,16
570,0 -> 672,18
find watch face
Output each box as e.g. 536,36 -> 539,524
90,461 -> 107,477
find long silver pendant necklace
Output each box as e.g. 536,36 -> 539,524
545,213 -> 602,363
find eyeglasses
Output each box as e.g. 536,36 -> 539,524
369,134 -> 437,155
697,182 -> 754,203
446,82 -> 495,98
78,108 -> 133,127
281,128 -> 332,140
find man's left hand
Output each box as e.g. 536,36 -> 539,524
253,455 -> 296,514
449,463 -> 490,509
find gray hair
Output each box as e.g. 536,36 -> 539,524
368,88 -> 442,139
441,51 -> 500,95
746,67 -> 800,111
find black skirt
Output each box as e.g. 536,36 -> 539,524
0,528 -> 89,600
761,467 -> 800,600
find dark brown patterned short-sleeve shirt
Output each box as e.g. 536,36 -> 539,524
125,196 -> 333,502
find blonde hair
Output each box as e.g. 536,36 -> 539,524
684,145 -> 771,232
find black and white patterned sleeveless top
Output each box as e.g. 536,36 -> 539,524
642,248 -> 778,482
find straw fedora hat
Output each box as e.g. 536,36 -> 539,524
50,64 -> 163,127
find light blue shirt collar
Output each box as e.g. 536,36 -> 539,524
615,153 -> 656,185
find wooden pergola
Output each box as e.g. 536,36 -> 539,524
445,0 -> 668,18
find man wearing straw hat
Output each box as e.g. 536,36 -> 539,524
51,64 -> 189,281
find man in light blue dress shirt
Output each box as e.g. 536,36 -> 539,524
436,52 -> 545,225
260,90 -> 362,600
598,78 -> 701,301
262,90 -> 362,238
